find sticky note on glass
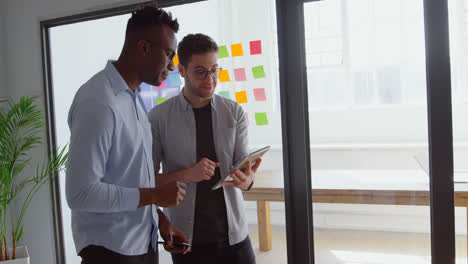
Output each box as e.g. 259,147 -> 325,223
252,66 -> 266,79
235,91 -> 248,104
250,40 -> 262,55
246,112 -> 249,125
255,112 -> 268,126
156,81 -> 165,89
218,91 -> 230,99
219,45 -> 229,58
253,88 -> 267,101
156,97 -> 166,104
231,43 -> 244,57
167,73 -> 182,87
234,68 -> 247,82
173,54 -> 179,66
219,69 -> 231,82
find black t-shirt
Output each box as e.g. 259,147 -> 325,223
191,103 -> 229,245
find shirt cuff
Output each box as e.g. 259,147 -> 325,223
121,187 -> 141,211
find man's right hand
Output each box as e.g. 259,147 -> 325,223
138,182 -> 187,208
183,158 -> 219,183
154,182 -> 187,207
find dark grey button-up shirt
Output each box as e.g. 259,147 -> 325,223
148,91 -> 249,245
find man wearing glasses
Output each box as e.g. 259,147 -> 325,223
66,7 -> 189,264
148,33 -> 261,264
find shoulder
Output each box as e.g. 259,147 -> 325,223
74,70 -> 114,106
213,94 -> 245,115
147,95 -> 179,124
69,71 -> 116,121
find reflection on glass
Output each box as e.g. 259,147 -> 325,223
448,0 -> 468,262
303,0 -> 451,263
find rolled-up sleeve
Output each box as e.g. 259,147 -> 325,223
66,99 -> 140,212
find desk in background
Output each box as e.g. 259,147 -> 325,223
243,170 -> 468,252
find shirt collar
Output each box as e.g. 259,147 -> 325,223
104,60 -> 141,96
178,87 -> 218,111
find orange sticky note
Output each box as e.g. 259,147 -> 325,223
235,91 -> 248,104
173,54 -> 179,66
231,43 -> 244,57
219,69 -> 231,82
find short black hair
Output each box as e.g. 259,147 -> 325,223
126,6 -> 179,34
177,33 -> 219,66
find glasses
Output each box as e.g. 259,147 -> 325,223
192,68 -> 220,80
144,39 -> 176,62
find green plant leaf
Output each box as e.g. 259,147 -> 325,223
17,226 -> 23,241
0,96 -> 69,246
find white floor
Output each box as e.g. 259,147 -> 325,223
158,224 -> 468,264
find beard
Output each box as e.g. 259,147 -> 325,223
195,86 -> 215,99
185,79 -> 215,99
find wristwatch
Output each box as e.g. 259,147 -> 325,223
245,181 -> 254,191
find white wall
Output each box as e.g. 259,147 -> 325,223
1,1 -> 146,263
0,0 -> 7,98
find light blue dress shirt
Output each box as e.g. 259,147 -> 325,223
66,61 -> 157,256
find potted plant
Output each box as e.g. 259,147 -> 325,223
0,96 -> 68,263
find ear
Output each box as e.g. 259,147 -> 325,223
137,40 -> 150,56
178,64 -> 186,77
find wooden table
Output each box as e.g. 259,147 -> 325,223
243,169 -> 468,252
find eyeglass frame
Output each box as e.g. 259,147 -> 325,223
189,66 -> 221,80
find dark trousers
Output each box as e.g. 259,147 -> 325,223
171,236 -> 255,264
80,245 -> 158,264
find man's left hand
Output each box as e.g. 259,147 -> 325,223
222,158 -> 262,191
157,209 -> 190,254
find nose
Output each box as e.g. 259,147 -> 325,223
208,71 -> 218,81
167,60 -> 175,71
204,73 -> 215,84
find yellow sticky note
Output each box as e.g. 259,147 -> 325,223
173,54 -> 179,66
219,69 -> 231,82
231,43 -> 244,57
235,91 -> 248,104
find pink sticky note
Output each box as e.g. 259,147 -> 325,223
156,81 -> 165,89
246,112 -> 249,125
234,68 -> 247,82
253,88 -> 267,101
250,40 -> 262,55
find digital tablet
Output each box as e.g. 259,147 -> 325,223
211,146 -> 270,190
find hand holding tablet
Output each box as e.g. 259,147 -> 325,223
211,146 -> 270,190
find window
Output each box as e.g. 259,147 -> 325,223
47,1 -> 287,263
